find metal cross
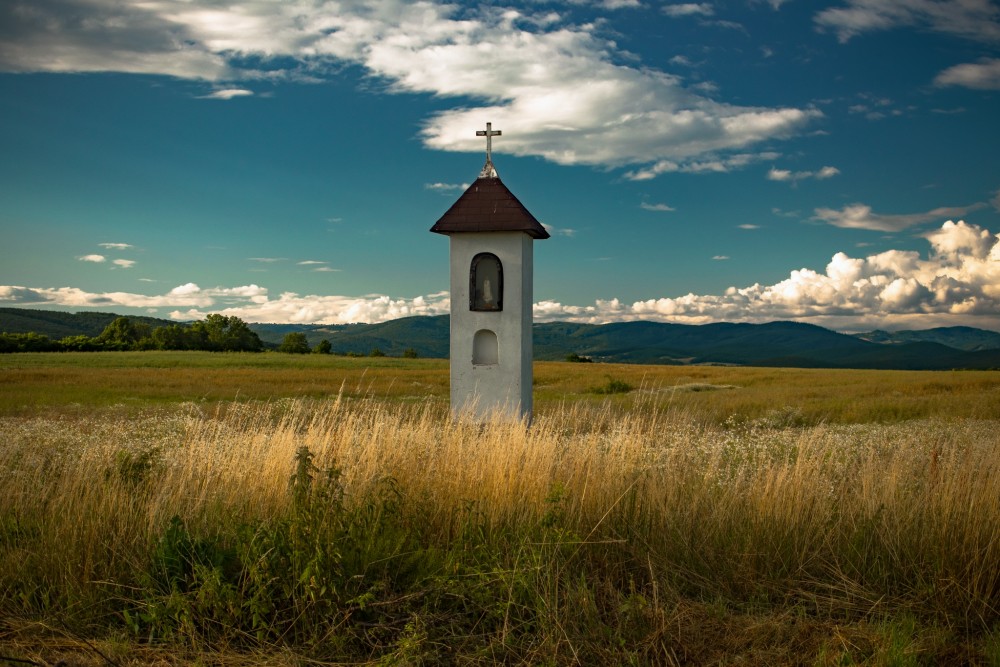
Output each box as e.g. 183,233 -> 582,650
476,122 -> 501,177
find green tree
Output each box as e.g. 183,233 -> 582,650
369,347 -> 386,357
0,332 -> 59,353
313,339 -> 332,354
151,324 -> 193,350
279,332 -> 311,354
189,315 -> 263,352
58,335 -> 103,351
97,317 -> 144,350
402,348 -> 419,359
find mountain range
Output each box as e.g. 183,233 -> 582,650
3,307 -> 1000,370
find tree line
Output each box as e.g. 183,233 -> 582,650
1,315 -> 421,358
0,315 -> 264,353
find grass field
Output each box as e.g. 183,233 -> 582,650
4,351 -> 1000,424
1,353 -> 1000,665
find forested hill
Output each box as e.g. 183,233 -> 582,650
0,307 -> 174,339
3,308 -> 1000,369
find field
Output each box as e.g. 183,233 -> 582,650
2,352 -> 1000,665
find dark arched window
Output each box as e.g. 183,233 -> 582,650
470,253 -> 503,311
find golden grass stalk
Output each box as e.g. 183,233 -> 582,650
2,399 -> 998,642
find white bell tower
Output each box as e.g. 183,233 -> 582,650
430,123 -> 550,421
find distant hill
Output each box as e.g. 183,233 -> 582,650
534,320 -> 1000,370
3,307 -> 999,369
0,307 -> 175,339
852,327 -> 1000,352
255,316 -> 450,358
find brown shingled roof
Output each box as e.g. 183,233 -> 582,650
430,176 -> 550,239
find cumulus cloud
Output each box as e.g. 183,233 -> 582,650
6,222 -> 1000,329
0,1 -> 818,172
533,220 -> 1000,330
170,291 -> 451,324
767,165 -> 840,182
934,58 -> 1000,90
815,0 -> 1000,43
98,242 -> 133,250
112,259 -> 136,269
813,202 -> 985,232
79,254 -> 106,263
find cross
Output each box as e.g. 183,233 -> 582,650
476,122 -> 501,177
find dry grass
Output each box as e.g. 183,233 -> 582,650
2,394 -> 1000,664
4,351 -> 1000,426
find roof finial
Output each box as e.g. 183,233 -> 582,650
476,122 -> 501,178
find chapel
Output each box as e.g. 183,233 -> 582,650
430,124 -> 549,420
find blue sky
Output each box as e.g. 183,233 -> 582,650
1,0 -> 999,331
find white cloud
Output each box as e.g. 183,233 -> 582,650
7,222 -> 1000,329
533,220 -> 1000,330
425,182 -> 469,192
738,224 -> 761,229
98,242 -> 133,250
813,202 -> 985,232
712,255 -> 730,260
767,165 -> 840,182
79,254 -> 106,263
625,151 -> 784,181
248,257 -> 286,263
171,291 -> 451,324
935,58 -> 1000,90
640,202 -> 676,212
816,0 -> 1000,43
0,282 -> 266,310
663,3 -> 715,17
591,0 -> 642,8
542,223 -> 577,237
199,88 -> 254,100
0,1 -> 818,172
297,260 -> 326,265
112,259 -> 136,269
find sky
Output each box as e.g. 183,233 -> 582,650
1,0 -> 999,332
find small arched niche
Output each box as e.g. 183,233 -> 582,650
470,253 -> 503,311
472,329 -> 499,366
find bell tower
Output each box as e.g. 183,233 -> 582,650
430,123 -> 550,421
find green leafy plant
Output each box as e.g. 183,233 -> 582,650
590,376 -> 634,394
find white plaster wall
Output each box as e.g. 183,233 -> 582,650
449,232 -> 533,420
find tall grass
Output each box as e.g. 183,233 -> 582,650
2,398 -> 999,663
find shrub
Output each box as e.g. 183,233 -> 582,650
590,376 -> 634,394
279,332 -> 310,354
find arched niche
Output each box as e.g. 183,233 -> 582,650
470,253 -> 503,311
472,329 -> 499,365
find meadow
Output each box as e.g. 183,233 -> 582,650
1,352 -> 999,665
